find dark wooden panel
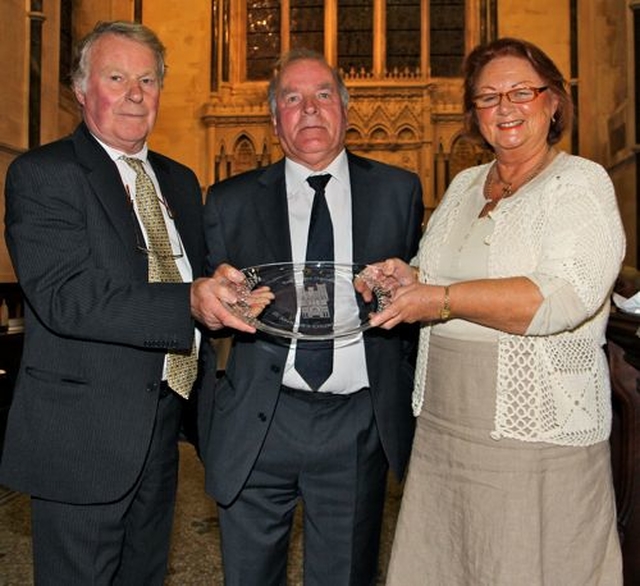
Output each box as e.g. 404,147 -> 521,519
606,311 -> 640,586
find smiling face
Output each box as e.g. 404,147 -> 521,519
474,55 -> 558,158
271,58 -> 348,171
73,33 -> 161,154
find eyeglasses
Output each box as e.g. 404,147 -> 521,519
125,186 -> 184,260
134,224 -> 185,260
472,86 -> 549,109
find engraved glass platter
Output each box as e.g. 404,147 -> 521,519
225,261 -> 394,340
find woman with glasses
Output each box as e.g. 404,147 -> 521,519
368,38 -> 625,585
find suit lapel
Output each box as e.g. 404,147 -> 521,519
253,160 -> 292,264
72,124 -> 146,274
148,153 -> 202,275
348,152 -> 377,264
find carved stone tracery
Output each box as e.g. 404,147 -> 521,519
201,79 -> 472,216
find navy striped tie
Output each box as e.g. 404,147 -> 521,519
295,174 -> 334,391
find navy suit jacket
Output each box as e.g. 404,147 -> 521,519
199,152 -> 424,506
0,123 -> 212,504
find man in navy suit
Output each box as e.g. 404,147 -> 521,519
199,49 -> 424,585
0,21 -> 249,585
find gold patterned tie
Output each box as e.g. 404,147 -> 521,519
122,157 -> 197,399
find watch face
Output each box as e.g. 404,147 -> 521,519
222,261 -> 394,341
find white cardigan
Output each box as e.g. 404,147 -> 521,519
413,152 -> 626,446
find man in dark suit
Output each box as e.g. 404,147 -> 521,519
0,21 -> 250,585
199,49 -> 424,585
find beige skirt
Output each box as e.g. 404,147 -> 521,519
386,335 -> 622,586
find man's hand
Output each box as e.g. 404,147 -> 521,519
190,263 -> 273,332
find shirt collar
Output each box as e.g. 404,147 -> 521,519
285,149 -> 348,192
91,133 -> 149,163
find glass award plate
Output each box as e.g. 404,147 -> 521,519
225,261 -> 394,340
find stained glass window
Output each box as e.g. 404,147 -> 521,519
243,1 -> 468,81
430,0 -> 465,77
247,1 -> 281,80
291,0 -> 325,53
387,0 -> 421,74
338,0 -> 373,75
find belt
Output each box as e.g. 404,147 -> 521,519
280,385 -> 367,401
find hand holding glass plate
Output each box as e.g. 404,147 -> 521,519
224,261 -> 395,340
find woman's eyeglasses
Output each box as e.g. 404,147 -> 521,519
472,86 -> 549,109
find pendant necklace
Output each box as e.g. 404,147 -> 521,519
482,148 -> 554,213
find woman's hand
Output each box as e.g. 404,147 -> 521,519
369,277 -> 544,334
354,258 -> 417,303
369,283 -> 446,329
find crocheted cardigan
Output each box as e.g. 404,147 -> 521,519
413,152 -> 626,446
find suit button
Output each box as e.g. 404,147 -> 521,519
270,365 -> 281,374
258,412 -> 267,422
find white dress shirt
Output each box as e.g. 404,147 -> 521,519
281,150 -> 370,394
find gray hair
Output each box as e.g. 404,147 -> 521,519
71,20 -> 166,92
267,49 -> 349,116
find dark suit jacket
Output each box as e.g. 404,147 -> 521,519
199,152 -> 424,506
0,123 -> 213,504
